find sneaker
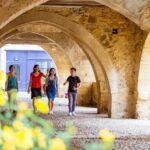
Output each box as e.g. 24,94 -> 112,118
48,110 -> 53,115
50,110 -> 53,114
72,112 -> 76,116
69,112 -> 72,116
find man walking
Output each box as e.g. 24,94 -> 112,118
64,68 -> 81,116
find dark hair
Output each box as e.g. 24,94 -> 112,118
33,64 -> 40,73
49,68 -> 56,77
9,65 -> 15,71
71,67 -> 76,72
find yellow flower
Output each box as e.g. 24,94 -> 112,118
0,71 -> 3,81
32,127 -> 46,148
2,126 -> 16,146
15,128 -> 33,149
0,90 -> 5,106
3,142 -> 15,150
35,99 -> 49,114
49,138 -> 66,150
0,138 -> 2,145
2,125 -> 34,149
32,127 -> 41,137
38,132 -> 46,148
3,126 -> 11,132
99,129 -> 115,142
13,120 -> 25,130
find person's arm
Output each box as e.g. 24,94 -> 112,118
44,78 -> 48,94
42,69 -> 49,78
42,74 -> 47,78
16,74 -> 19,91
63,77 -> 69,86
63,81 -> 67,86
28,75 -> 32,93
73,77 -> 81,90
77,77 -> 81,88
5,73 -> 8,91
56,76 -> 59,94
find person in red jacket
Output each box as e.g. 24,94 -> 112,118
28,64 -> 47,112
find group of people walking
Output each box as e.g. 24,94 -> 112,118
5,64 -> 81,116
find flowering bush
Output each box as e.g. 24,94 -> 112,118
0,71 -> 115,150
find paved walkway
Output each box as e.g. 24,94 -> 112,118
16,93 -> 150,150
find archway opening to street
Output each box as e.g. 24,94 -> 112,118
0,38 -> 102,113
0,24 -> 109,115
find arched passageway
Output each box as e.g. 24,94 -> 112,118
3,28 -> 101,108
0,43 -> 72,98
0,10 -> 116,116
0,3 -> 147,119
1,28 -> 108,113
1,29 -> 106,113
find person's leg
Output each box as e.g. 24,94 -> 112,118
7,91 -> 11,111
68,92 -> 73,114
72,92 -> 77,115
48,98 -> 51,112
11,89 -> 17,111
51,100 -> 54,111
33,97 -> 36,112
49,100 -> 54,114
8,89 -> 17,112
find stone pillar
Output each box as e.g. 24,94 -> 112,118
0,47 -> 6,89
136,42 -> 150,119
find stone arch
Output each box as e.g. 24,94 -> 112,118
0,43 -> 62,91
2,29 -> 102,111
0,0 -> 49,29
1,42 -> 72,98
39,44 -> 72,98
0,0 -> 148,30
0,9 -> 119,118
137,33 -> 150,119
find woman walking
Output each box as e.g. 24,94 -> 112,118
45,68 -> 58,114
5,65 -> 18,112
28,64 -> 47,112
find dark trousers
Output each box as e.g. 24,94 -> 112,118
68,92 -> 77,112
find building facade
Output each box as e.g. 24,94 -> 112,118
6,49 -> 54,91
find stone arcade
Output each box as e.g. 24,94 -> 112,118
1,1 -> 150,149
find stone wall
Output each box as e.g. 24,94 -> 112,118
35,6 -> 147,118
0,5 -> 148,118
137,33 -> 150,119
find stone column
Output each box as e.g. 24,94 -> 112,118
0,47 -> 6,89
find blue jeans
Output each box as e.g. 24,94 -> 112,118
68,92 -> 77,112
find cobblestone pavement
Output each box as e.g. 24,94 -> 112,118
42,106 -> 150,150
17,96 -> 150,150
